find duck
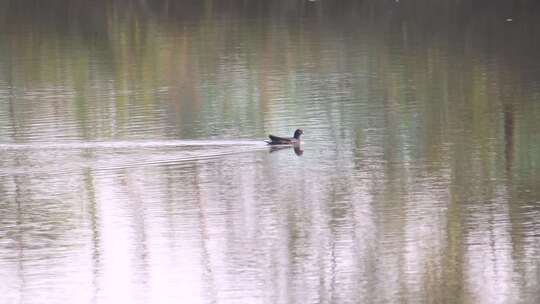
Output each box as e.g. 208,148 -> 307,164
266,129 -> 303,145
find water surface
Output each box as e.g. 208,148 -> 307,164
1,1 -> 540,303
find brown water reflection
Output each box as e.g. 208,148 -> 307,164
1,1 -> 540,303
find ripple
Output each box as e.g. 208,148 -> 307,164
0,140 -> 266,150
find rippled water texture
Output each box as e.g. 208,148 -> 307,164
1,1 -> 540,303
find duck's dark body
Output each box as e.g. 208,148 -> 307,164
267,134 -> 298,145
266,129 -> 303,145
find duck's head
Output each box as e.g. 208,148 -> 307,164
293,129 -> 304,139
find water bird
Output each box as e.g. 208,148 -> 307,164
266,129 -> 303,145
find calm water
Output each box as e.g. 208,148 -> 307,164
1,1 -> 540,303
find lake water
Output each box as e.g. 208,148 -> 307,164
1,1 -> 540,303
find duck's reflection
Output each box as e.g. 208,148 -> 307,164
269,144 -> 303,156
